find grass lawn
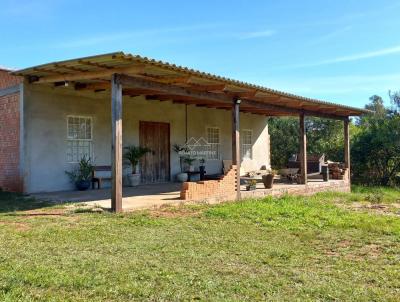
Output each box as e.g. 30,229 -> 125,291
0,187 -> 399,301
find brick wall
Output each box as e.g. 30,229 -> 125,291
0,69 -> 22,192
180,165 -> 237,202
0,68 -> 21,89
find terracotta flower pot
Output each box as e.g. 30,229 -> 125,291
262,174 -> 274,189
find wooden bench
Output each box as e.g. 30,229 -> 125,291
91,166 -> 112,189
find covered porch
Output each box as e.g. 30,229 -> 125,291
14,52 -> 367,212
32,178 -> 349,211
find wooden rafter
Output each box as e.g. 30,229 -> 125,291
54,64 -> 88,73
78,60 -> 113,70
118,75 -> 350,119
33,67 -> 68,76
33,65 -> 146,84
147,75 -> 191,84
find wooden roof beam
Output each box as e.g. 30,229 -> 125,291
241,99 -> 348,120
75,82 -> 110,90
154,75 -> 192,84
190,83 -> 227,92
33,65 -> 146,84
226,89 -> 258,98
119,74 -> 350,119
33,67 -> 69,76
119,74 -> 232,104
54,64 -> 89,73
78,60 -> 113,69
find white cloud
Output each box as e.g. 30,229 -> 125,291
0,65 -> 15,71
53,23 -> 226,49
244,73 -> 400,103
278,44 -> 400,70
308,26 -> 352,45
238,30 -> 276,39
0,0 -> 59,18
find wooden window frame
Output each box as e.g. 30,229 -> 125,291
241,129 -> 253,160
206,126 -> 221,160
66,115 -> 93,163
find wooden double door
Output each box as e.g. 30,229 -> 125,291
139,121 -> 170,183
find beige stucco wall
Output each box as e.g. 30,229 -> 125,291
23,84 -> 270,193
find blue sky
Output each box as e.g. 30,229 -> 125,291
1,0 -> 399,108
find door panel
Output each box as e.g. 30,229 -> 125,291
139,121 -> 170,183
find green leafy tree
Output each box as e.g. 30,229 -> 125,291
351,94 -> 400,186
268,117 -> 344,169
306,118 -> 344,162
268,117 -> 299,169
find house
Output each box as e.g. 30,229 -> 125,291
0,52 -> 367,212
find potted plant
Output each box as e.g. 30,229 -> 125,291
123,145 -> 151,186
246,179 -> 257,191
262,169 -> 276,189
65,156 -> 94,191
173,144 -> 189,182
183,156 -> 196,172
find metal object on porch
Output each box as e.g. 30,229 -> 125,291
288,154 -> 325,174
279,168 -> 300,183
321,165 -> 329,182
199,165 -> 206,180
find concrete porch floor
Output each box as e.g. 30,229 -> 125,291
33,183 -> 182,211
32,178 -> 349,212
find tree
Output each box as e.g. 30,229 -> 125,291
351,94 -> 400,186
305,118 -> 344,162
389,90 -> 400,113
268,117 -> 344,169
365,95 -> 386,117
268,117 -> 299,169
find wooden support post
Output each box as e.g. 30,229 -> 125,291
299,113 -> 307,184
111,74 -> 123,212
232,98 -> 241,200
344,118 -> 351,183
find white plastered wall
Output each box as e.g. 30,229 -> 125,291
23,84 -> 270,193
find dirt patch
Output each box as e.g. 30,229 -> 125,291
0,221 -> 31,231
343,244 -> 382,261
359,243 -> 382,259
6,208 -> 82,225
325,241 -> 383,261
325,250 -> 340,257
18,208 -> 68,217
148,206 -> 203,218
336,202 -> 400,216
325,239 -> 352,257
337,239 -> 352,248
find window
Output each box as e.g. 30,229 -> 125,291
206,127 -> 220,160
66,116 -> 93,163
241,129 -> 252,159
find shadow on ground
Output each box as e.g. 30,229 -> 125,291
0,191 -> 57,213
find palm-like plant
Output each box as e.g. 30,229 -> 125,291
123,146 -> 151,174
65,156 -> 94,182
